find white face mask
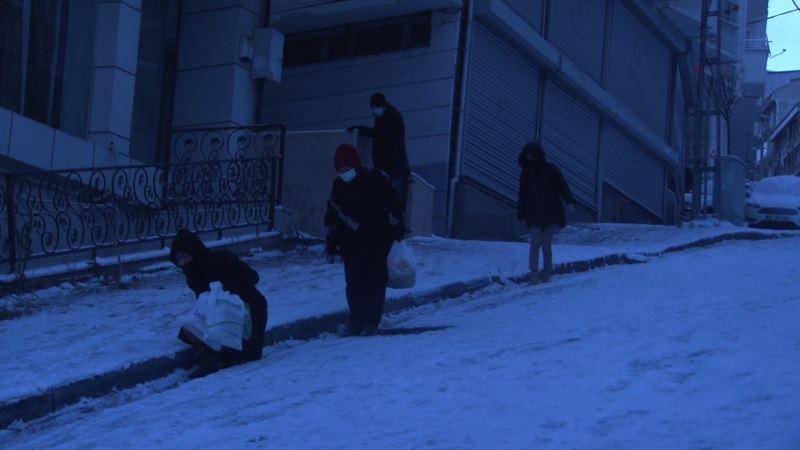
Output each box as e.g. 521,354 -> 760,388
372,107 -> 385,118
339,168 -> 357,183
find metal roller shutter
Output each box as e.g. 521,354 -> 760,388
460,22 -> 542,201
540,80 -> 600,208
603,123 -> 666,217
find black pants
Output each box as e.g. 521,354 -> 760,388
239,286 -> 268,361
343,244 -> 390,332
391,177 -> 410,215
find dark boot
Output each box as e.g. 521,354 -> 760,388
188,350 -> 220,379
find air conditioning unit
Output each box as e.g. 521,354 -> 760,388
247,27 -> 284,83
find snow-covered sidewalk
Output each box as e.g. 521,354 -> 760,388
3,237 -> 799,448
0,221 -> 795,406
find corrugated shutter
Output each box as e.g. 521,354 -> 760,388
603,123 -> 665,217
540,80 -> 600,208
460,23 -> 542,201
504,0 -> 545,32
607,0 -> 671,137
547,0 -> 607,82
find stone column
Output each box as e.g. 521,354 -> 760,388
87,0 -> 142,163
171,0 -> 265,134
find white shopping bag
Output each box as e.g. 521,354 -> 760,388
203,282 -> 247,351
387,240 -> 416,289
181,289 -> 211,346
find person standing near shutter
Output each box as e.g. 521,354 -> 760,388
324,144 -> 405,336
517,142 -> 576,283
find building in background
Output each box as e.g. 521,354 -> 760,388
755,72 -> 800,177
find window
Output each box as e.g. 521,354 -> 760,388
283,12 -> 432,67
0,0 -> 70,126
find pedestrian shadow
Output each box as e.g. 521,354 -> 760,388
372,325 -> 451,336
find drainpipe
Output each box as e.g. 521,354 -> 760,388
445,0 -> 472,238
254,0 -> 271,124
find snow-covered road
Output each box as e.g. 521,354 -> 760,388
3,238 -> 798,449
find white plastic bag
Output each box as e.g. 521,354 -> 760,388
181,290 -> 211,347
387,240 -> 416,289
203,282 -> 247,351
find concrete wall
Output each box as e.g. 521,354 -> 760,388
263,8 -> 461,235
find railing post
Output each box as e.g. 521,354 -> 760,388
4,175 -> 17,273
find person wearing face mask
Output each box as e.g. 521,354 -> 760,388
324,143 -> 406,336
346,93 -> 411,212
517,142 -> 576,284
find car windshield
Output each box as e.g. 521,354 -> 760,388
753,177 -> 800,196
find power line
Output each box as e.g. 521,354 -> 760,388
747,8 -> 800,24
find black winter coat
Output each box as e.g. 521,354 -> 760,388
169,230 -> 263,307
324,168 -> 405,254
517,162 -> 575,229
359,104 -> 411,178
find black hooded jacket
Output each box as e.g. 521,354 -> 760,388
358,103 -> 411,178
169,230 -> 261,304
324,168 -> 405,254
517,146 -> 575,229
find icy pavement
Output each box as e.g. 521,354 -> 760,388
2,238 -> 798,449
0,221 -> 795,405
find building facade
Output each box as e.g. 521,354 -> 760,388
754,73 -> 800,178
266,0 -> 699,238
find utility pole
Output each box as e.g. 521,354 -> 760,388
692,0 -> 712,215
713,0 -> 723,214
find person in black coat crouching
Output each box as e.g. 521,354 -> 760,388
325,143 -> 405,336
170,229 -> 268,374
517,142 -> 576,283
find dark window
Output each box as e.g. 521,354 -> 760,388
0,0 -> 82,131
354,22 -> 404,56
130,0 -> 181,163
0,0 -> 24,113
283,12 -> 432,67
283,34 -> 324,66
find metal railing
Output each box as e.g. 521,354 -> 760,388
1,124 -> 286,273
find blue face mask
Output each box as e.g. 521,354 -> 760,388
372,107 -> 385,118
339,168 -> 357,183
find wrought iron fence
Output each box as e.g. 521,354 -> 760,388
1,124 -> 285,273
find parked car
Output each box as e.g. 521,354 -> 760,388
745,175 -> 800,229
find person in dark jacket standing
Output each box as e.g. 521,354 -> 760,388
325,143 -> 405,336
347,93 -> 411,211
170,229 -> 268,373
517,142 -> 576,283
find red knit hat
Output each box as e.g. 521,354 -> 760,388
334,143 -> 362,171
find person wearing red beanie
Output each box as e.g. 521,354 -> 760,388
334,143 -> 362,172
325,143 -> 405,336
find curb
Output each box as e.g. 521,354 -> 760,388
2,230 -> 797,428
